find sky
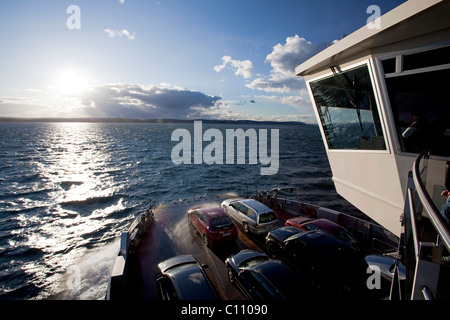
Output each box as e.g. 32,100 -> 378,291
0,0 -> 407,123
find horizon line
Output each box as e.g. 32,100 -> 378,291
0,116 -> 309,125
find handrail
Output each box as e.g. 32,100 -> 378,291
406,187 -> 420,258
412,150 -> 450,252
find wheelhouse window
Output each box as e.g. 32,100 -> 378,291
382,45 -> 450,157
310,65 -> 386,150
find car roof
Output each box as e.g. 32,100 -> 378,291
232,249 -> 268,267
287,230 -> 358,256
269,226 -> 303,242
304,219 -> 345,232
249,260 -> 305,299
287,216 -> 313,225
170,265 -> 218,300
158,255 -> 198,274
199,207 -> 227,217
240,199 -> 272,213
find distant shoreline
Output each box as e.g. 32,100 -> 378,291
0,117 -> 307,125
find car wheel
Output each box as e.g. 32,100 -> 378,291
227,267 -> 235,283
267,242 -> 278,258
243,222 -> 249,233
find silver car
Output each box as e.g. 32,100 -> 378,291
221,198 -> 279,235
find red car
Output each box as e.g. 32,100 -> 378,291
285,218 -> 360,249
188,206 -> 238,248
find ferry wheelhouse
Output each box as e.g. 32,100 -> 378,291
296,0 -> 450,299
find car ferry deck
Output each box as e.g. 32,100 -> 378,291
107,191 -> 399,300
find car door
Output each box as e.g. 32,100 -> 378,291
239,204 -> 256,229
236,269 -> 264,300
228,202 -> 241,220
284,237 -> 307,268
195,211 -> 207,234
190,210 -> 202,232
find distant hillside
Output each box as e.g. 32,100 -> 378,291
0,117 -> 307,125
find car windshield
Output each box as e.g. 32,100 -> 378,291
335,230 -> 358,246
255,263 -> 305,300
210,216 -> 232,228
258,212 -> 277,223
241,256 -> 270,269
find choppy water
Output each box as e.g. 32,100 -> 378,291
0,121 -> 359,300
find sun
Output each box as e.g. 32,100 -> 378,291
55,67 -> 90,94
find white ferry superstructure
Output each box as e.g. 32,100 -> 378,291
296,0 -> 450,300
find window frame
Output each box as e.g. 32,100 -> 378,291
307,60 -> 389,153
375,41 -> 450,158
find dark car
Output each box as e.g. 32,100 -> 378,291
225,249 -> 308,300
188,206 -> 238,248
285,217 -> 360,249
266,226 -> 369,297
156,255 -> 220,300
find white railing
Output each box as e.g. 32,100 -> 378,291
395,150 -> 450,300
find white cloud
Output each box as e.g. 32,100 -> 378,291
214,56 -> 253,79
104,28 -> 136,40
0,83 -> 223,120
253,94 -> 308,108
246,35 -> 327,93
80,83 -> 221,119
119,0 -> 125,4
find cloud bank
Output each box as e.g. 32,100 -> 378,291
80,83 -> 222,119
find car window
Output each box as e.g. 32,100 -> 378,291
249,272 -> 279,300
176,270 -> 217,300
210,216 -> 232,228
239,204 -> 249,215
195,211 -> 205,223
335,230 -> 358,245
258,211 -> 277,223
287,238 -> 306,251
303,223 -> 318,231
245,208 -> 256,220
231,202 -> 240,211
240,257 -> 269,269
160,277 -> 179,300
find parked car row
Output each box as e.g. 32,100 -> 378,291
155,198 -> 386,300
